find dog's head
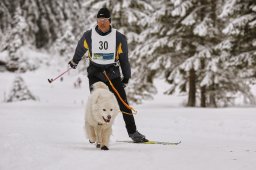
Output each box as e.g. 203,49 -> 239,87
91,87 -> 120,125
96,98 -> 119,124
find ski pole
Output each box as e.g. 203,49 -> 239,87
48,67 -> 72,83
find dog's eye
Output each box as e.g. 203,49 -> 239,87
103,109 -> 106,111
110,109 -> 113,111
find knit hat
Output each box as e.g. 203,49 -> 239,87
97,7 -> 111,18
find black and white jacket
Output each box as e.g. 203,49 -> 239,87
72,26 -> 131,82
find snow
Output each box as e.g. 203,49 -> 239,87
218,0 -> 237,18
222,14 -> 255,35
193,21 -> 208,37
181,13 -> 196,26
0,51 -> 8,62
171,1 -> 193,17
1,65 -> 256,170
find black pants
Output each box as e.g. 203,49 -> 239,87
89,76 -> 137,134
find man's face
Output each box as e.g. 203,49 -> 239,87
97,18 -> 111,33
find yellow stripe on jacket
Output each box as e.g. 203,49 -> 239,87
116,43 -> 123,60
83,40 -> 91,58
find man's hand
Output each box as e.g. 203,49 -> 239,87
121,78 -> 129,88
68,60 -> 78,69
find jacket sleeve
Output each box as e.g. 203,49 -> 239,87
72,31 -> 89,64
118,33 -> 131,80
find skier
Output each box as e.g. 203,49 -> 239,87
68,7 -> 148,143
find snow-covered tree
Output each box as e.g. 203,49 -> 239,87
52,21 -> 76,59
1,0 -> 87,71
5,76 -> 37,102
165,0 -> 256,107
111,0 -> 154,103
213,0 -> 256,106
129,0 -> 203,104
128,0 -> 176,103
6,6 -> 29,72
129,0 -> 255,107
219,0 -> 256,80
0,1 -> 12,52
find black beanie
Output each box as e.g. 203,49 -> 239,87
97,7 -> 111,18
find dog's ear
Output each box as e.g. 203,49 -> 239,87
95,94 -> 102,104
91,91 -> 102,104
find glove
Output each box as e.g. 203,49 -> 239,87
68,60 -> 78,69
121,78 -> 129,88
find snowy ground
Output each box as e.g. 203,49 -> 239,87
1,66 -> 256,170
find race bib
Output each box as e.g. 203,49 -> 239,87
91,27 -> 116,65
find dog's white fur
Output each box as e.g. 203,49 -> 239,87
84,82 -> 119,150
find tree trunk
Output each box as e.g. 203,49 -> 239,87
209,84 -> 217,107
187,68 -> 196,107
200,58 -> 206,107
198,0 -> 207,107
200,86 -> 206,107
208,0 -> 217,108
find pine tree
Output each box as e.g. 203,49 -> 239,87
213,0 -> 256,106
219,0 -> 256,78
129,0 -> 255,107
6,5 -> 28,72
1,0 -> 85,51
6,76 -> 37,102
129,0 -> 203,104
128,0 -> 176,103
165,0 -> 256,107
111,0 -> 154,103
52,21 -> 76,59
1,0 -> 87,71
0,1 -> 12,52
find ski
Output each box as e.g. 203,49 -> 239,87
117,140 -> 181,145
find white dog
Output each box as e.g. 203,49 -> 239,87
84,82 -> 119,150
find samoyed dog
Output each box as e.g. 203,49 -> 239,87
84,82 -> 119,150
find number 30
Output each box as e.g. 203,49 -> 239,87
99,41 -> 108,50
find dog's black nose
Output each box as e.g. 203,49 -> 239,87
107,115 -> 111,119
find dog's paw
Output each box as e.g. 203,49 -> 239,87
96,143 -> 101,148
101,146 -> 109,150
89,140 -> 95,144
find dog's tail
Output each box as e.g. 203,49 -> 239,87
93,82 -> 109,90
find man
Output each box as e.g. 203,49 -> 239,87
68,7 -> 148,143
